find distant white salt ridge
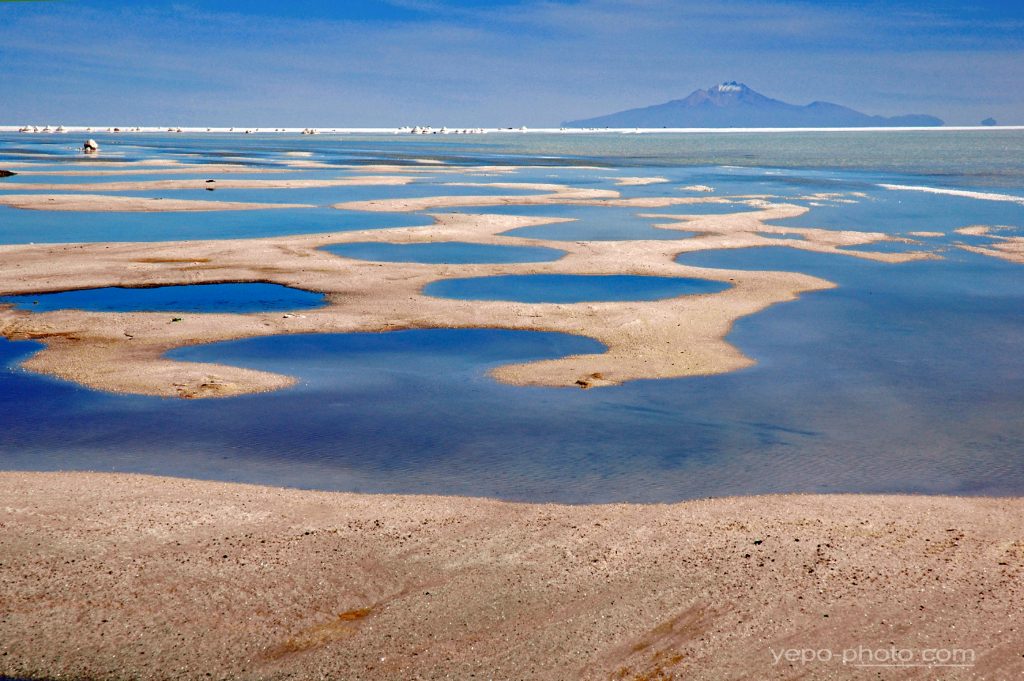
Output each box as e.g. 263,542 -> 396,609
879,183 -> 1024,206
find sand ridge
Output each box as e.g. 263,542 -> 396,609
0,472 -> 1020,680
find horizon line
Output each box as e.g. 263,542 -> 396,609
4,125 -> 1024,135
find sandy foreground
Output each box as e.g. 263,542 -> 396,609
0,472 -> 1021,680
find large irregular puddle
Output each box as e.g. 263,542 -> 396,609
168,328 -> 606,384
484,205 -> 700,241
323,241 -> 566,264
424,274 -> 729,303
1,283 -> 325,313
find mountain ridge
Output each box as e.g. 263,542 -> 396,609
564,82 -> 944,128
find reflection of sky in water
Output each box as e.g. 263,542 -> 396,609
770,189 -> 1023,234
0,283 -> 325,314
3,252 -> 1022,502
322,241 -> 565,264
1,131 -> 1023,502
5,130 -> 1024,186
464,205 -> 701,241
0,170 -> 320,185
0,179 -> 542,206
425,274 -> 729,303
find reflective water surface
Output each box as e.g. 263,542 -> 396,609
1,131 -> 1022,502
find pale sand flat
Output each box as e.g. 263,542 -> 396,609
612,176 -> 670,186
0,194 -> 313,212
0,472 -> 1020,680
959,239 -> 1024,264
952,226 -> 1024,264
956,225 -> 994,236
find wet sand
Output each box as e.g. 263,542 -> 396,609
0,472 -> 1020,680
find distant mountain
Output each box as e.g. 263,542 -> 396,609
564,82 -> 943,128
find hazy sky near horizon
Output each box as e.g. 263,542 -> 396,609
1,0 -> 1021,126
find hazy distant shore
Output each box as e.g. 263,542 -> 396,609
3,125 -> 1023,135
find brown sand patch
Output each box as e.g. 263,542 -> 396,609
263,606 -> 376,659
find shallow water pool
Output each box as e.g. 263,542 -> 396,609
0,283 -> 325,314
424,273 -> 729,303
322,241 -> 565,264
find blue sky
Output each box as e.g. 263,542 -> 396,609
1,0 -> 1021,126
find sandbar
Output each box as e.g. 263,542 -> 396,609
642,205 -> 940,263
0,472 -> 1020,680
959,238 -> 1024,264
613,176 -> 669,186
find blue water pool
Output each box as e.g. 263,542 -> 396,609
322,241 -> 566,264
452,204 -> 703,241
0,283 -> 325,313
323,238 -> 565,262
424,274 -> 729,303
